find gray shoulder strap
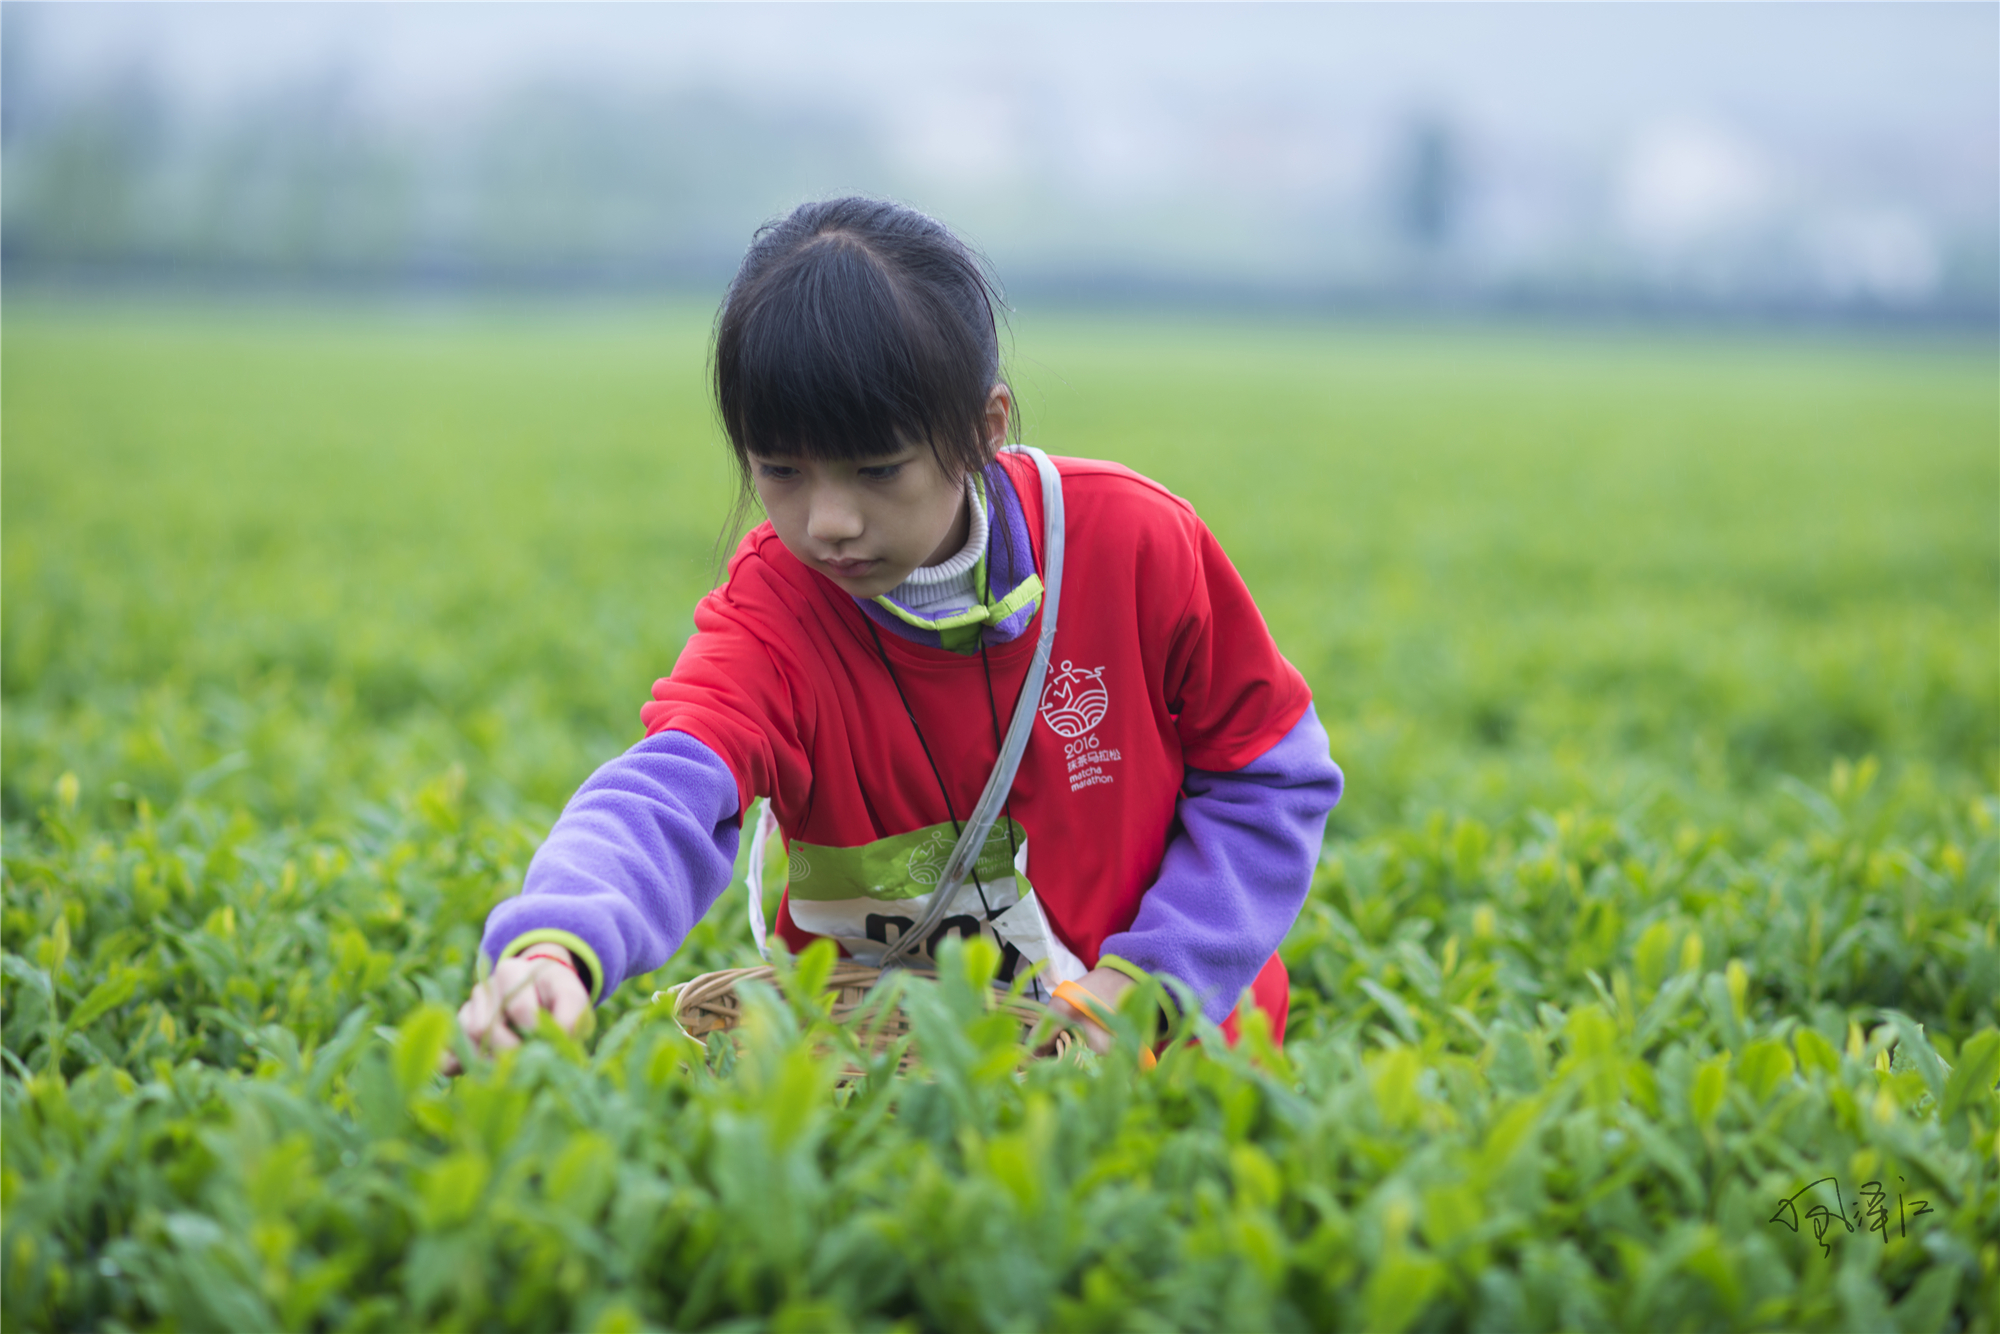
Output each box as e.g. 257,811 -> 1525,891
744,446 -> 1065,967
879,446 -> 1064,967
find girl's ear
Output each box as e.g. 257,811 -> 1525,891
982,384 -> 1014,459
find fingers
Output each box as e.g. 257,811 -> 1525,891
459,980 -> 499,1050
1049,994 -> 1115,1054
541,966 -> 590,1035
473,972 -> 526,1052
455,963 -> 532,1060
1054,980 -> 1128,1054
502,968 -> 546,1041
448,956 -> 595,1074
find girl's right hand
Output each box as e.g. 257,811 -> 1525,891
441,947 -> 591,1074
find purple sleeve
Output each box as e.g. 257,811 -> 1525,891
1098,702 -> 1342,1022
480,730 -> 741,1001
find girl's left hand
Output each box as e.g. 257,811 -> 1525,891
1049,966 -> 1136,1054
442,948 -> 590,1074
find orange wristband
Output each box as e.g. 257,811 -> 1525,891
1054,980 -> 1158,1070
1054,980 -> 1114,1026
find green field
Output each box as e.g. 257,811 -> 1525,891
4,304 -> 1996,1331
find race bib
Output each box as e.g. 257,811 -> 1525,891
748,806 -> 1087,998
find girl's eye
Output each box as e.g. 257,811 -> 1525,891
859,464 -> 903,481
757,463 -> 799,480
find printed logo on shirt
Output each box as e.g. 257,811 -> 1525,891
1041,661 -> 1121,792
1039,661 -> 1109,738
904,829 -> 953,886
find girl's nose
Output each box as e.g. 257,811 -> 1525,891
805,488 -> 864,545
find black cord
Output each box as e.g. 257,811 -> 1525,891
863,462 -> 1040,933
979,638 -> 1019,867
864,616 -> 997,919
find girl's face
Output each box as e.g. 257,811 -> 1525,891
749,386 -> 1010,600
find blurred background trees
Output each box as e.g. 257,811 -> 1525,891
3,2 -> 1994,320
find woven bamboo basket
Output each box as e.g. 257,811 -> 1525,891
668,960 -> 1071,1076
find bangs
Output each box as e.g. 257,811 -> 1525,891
715,222 -> 1001,478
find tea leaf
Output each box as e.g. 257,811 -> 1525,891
391,1004 -> 455,1104
1941,1028 -> 2000,1127
1736,1039 -> 1796,1103
1690,1056 -> 1729,1128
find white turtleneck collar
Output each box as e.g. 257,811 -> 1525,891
884,473 -> 988,616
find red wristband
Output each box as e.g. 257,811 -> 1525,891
519,948 -> 580,978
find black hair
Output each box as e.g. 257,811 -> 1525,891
712,197 -> 1012,543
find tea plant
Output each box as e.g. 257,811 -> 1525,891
4,307 -> 1995,1330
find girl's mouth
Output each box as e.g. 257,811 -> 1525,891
822,557 -> 881,579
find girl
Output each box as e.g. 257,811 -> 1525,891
454,198 -> 1342,1058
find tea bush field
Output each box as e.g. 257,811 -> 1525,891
4,304 -> 1996,1332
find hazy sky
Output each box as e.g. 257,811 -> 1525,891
18,3 -> 1994,138
8,4 -> 1993,302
